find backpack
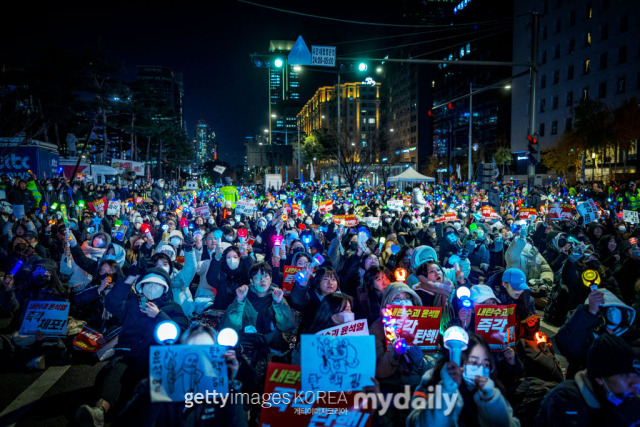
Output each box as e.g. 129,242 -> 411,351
543,283 -> 570,327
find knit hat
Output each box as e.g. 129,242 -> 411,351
135,269 -> 170,294
411,245 -> 438,269
169,230 -> 184,242
587,334 -> 640,379
157,244 -> 176,261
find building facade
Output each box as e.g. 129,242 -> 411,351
268,40 -> 301,145
136,66 -> 185,130
194,120 -> 215,167
511,0 -> 640,173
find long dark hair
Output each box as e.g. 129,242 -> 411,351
309,267 -> 340,294
307,293 -> 353,334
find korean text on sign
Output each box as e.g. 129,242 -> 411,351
474,304 -> 516,351
384,305 -> 442,352
20,301 -> 70,336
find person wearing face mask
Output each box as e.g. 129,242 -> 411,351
370,282 -> 431,414
76,267 -> 189,427
222,262 -> 298,354
72,259 -> 124,333
555,287 -> 639,379
150,179 -> 165,205
537,334 -> 640,427
597,234 -> 620,271
290,267 -> 341,332
205,245 -> 254,311
354,266 -> 390,325
393,213 -> 419,246
463,223 -> 491,271
408,334 -> 519,427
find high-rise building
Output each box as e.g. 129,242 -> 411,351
511,0 -> 640,173
268,40 -> 301,145
194,120 -> 215,166
136,66 -> 185,130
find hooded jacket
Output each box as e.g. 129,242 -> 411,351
406,245 -> 470,288
104,268 -> 189,362
370,282 -> 428,387
555,289 -> 638,378
205,246 -> 254,310
150,184 -> 164,205
505,234 -> 554,284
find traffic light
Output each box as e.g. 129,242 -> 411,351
250,53 -> 284,68
339,62 -> 369,72
527,135 -> 538,165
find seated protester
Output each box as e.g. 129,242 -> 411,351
76,267 -> 189,427
291,293 -> 355,365
462,223 -> 491,271
542,232 -> 571,273
407,334 -> 520,427
221,262 -> 298,355
205,244 -> 254,311
407,245 -> 469,288
271,251 -> 308,290
119,324 -> 247,427
487,267 -> 535,330
411,261 -> 455,311
290,267 -> 341,333
515,314 -> 564,384
4,235 -> 46,288
23,230 -> 50,259
151,237 -> 201,317
555,288 -> 638,379
597,234 -> 620,271
72,259 -> 124,333
354,265 -> 390,325
505,229 -> 554,299
371,282 -> 430,395
536,334 -> 640,427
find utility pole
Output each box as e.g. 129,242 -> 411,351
528,11 -> 540,188
468,83 -> 473,194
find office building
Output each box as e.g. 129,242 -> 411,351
268,40 -> 301,145
136,66 -> 185,130
194,120 -> 215,166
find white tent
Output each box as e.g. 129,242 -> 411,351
388,167 -> 435,183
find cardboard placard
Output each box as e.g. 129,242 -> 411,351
12,204 -> 25,219
318,200 -> 333,212
474,304 -> 516,351
435,212 -> 460,223
315,319 -> 369,337
360,217 -> 380,228
73,325 -> 121,353
260,363 -> 372,427
20,301 -> 70,336
387,200 -> 404,211
235,199 -> 255,216
384,305 -> 442,352
403,196 -> 412,205
282,265 -> 304,294
518,208 -> 537,220
149,344 -> 229,402
547,202 -> 573,221
481,206 -> 500,220
301,335 -> 375,392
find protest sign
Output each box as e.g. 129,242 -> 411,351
73,325 -> 121,353
318,200 -> 333,212
360,217 -> 380,228
474,304 -> 516,351
106,200 -> 121,215
260,363 -> 371,427
387,200 -> 404,211
12,204 -> 25,219
315,319 -> 369,337
384,305 -> 442,352
481,206 -> 500,220
282,265 -> 304,294
149,344 -> 229,402
20,301 -> 70,336
623,209 -> 639,224
235,199 -> 256,215
194,206 -> 210,219
301,335 -> 375,392
402,196 -> 412,205
435,212 -> 460,223
547,202 -> 573,221
576,199 -> 600,224
518,208 -> 537,221
332,214 -> 357,227
88,197 -> 108,213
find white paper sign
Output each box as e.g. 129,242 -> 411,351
301,335 -> 375,392
576,199 -> 600,224
360,217 -> 380,229
315,319 -> 369,337
12,204 -> 25,219
387,200 -> 404,211
106,200 -> 121,216
623,209 -> 639,224
194,206 -> 210,219
213,166 -> 226,174
235,199 -> 256,215
20,301 -> 70,336
149,344 -> 229,403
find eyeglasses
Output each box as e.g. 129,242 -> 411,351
466,356 -> 492,371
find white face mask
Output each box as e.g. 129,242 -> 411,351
333,312 -> 355,325
170,237 -> 182,247
305,219 -> 312,225
463,364 -> 490,387
229,220 -> 235,227
157,264 -> 171,274
227,257 -> 240,270
385,218 -> 392,223
143,283 -> 165,300
619,226 -> 627,233
391,299 -> 413,306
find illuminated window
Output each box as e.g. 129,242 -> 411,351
583,59 -> 590,74
617,77 -> 626,94
585,2 -> 592,18
584,32 -> 591,46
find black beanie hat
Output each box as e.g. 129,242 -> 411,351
587,334 -> 640,379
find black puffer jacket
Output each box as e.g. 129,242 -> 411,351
205,246 -> 254,310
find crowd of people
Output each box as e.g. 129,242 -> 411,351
1,171 -> 639,427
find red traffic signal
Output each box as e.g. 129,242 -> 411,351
527,135 -> 538,145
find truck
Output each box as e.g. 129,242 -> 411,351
0,138 -> 60,180
59,159 -> 121,184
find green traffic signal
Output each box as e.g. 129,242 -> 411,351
358,62 -> 368,72
274,58 -> 284,68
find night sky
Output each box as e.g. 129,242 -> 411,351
2,0 -> 436,166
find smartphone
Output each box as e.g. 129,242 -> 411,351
139,295 -> 148,309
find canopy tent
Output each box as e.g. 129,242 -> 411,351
388,167 -> 435,183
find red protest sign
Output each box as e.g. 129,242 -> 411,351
282,265 -> 303,294
88,197 -> 108,213
435,212 -> 460,223
318,200 -> 333,212
547,202 -> 573,221
260,363 -> 371,427
333,214 -> 357,227
384,305 -> 442,352
403,196 -> 412,205
474,304 -> 516,351
481,206 -> 500,220
518,208 -> 537,220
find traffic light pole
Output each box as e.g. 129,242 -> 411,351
528,12 -> 540,189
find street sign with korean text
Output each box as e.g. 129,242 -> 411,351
311,45 -> 336,67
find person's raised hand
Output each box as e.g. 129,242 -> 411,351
236,285 -> 249,303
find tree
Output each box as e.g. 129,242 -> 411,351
612,97 -> 640,173
493,146 -> 513,176
541,133 -> 581,177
